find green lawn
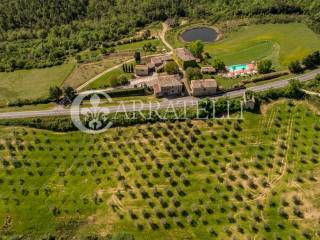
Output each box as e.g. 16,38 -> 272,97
0,101 -> 319,239
167,23 -> 320,69
214,76 -> 244,89
0,63 -> 75,106
84,65 -> 134,90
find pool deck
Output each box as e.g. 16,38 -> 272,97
224,63 -> 257,78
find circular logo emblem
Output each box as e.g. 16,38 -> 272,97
71,92 -> 113,134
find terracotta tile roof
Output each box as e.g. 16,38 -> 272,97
156,75 -> 183,87
201,66 -> 216,72
135,64 -> 149,70
191,79 -> 217,89
174,48 -> 196,61
151,54 -> 172,65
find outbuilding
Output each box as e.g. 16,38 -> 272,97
135,64 -> 150,76
201,66 -> 216,74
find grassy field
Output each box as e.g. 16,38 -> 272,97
0,64 -> 75,106
63,53 -> 133,89
167,23 -> 320,68
0,100 -> 319,239
84,65 -> 134,90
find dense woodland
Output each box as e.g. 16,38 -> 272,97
0,0 -> 319,71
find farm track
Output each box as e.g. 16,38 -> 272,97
76,22 -> 173,92
248,105 -> 296,204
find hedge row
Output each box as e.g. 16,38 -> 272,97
0,98 -> 242,132
0,81 -> 310,132
242,71 -> 289,84
7,97 -> 52,107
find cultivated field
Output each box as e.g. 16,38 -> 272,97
167,23 -> 320,68
0,64 -> 75,106
0,101 -> 319,239
63,53 -> 133,89
84,65 -> 134,90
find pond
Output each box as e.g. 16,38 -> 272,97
181,27 -> 219,43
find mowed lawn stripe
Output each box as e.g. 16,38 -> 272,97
205,23 -> 320,67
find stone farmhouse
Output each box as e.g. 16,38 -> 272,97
153,75 -> 183,97
135,54 -> 172,76
150,54 -> 172,71
190,79 -> 217,97
135,64 -> 150,76
173,48 -> 198,70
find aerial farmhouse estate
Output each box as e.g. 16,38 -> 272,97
133,46 -> 257,98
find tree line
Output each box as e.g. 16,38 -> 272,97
1,0 -> 319,32
0,0 -> 319,72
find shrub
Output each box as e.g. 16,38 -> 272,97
164,61 -> 179,75
212,59 -> 226,72
243,71 -> 288,84
288,60 -> 303,73
48,86 -> 63,101
257,59 -> 273,74
188,40 -> 204,59
186,67 -> 202,81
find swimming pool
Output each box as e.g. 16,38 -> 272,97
227,64 -> 249,72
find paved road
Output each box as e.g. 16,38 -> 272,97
0,69 -> 319,120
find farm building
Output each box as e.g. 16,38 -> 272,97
135,64 -> 150,76
173,48 -> 198,69
201,66 -> 216,74
153,75 -> 183,97
151,54 -> 172,71
190,79 -> 217,97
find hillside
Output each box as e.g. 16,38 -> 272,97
0,101 -> 319,239
0,0 -> 319,72
0,0 -> 319,31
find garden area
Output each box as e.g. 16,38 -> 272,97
84,65 -> 134,90
0,100 -> 319,239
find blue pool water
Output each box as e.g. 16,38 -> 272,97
227,64 -> 249,72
